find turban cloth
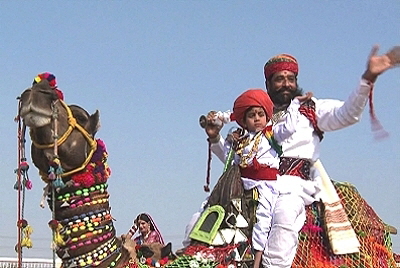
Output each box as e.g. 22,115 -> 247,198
32,72 -> 64,100
233,89 -> 274,128
32,72 -> 57,88
264,54 -> 298,80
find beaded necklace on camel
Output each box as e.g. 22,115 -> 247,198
45,139 -> 123,268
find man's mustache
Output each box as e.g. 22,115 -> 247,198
276,86 -> 292,93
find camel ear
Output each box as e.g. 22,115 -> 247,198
161,242 -> 172,259
89,110 -> 100,136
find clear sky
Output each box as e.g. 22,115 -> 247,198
0,1 -> 399,259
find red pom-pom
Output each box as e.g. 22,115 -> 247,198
145,258 -> 152,265
20,161 -> 29,171
72,171 -> 95,188
55,89 -> 64,100
17,219 -> 28,228
159,257 -> 168,265
48,219 -> 59,230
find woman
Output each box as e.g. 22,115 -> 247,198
126,213 -> 164,245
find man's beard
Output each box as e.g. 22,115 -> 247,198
268,86 -> 303,111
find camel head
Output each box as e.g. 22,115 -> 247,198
19,79 -> 100,174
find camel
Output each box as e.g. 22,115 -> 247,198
18,80 -> 138,268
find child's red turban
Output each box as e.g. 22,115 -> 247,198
233,89 -> 273,128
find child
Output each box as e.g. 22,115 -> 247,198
207,89 -> 281,268
233,89 -> 280,267
206,89 -> 313,268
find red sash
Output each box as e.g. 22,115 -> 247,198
240,158 -> 279,180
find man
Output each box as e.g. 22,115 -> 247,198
257,46 -> 399,267
185,45 -> 400,267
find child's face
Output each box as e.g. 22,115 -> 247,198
244,107 -> 268,132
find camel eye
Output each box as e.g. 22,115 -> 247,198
75,114 -> 88,124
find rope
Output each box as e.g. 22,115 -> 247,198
204,129 -> 238,193
32,100 -> 97,178
204,141 -> 212,192
15,98 -> 32,265
51,102 -> 59,268
15,98 -> 23,268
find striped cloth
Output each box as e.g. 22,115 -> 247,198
314,160 -> 360,255
299,99 -> 324,141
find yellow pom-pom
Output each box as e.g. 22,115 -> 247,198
53,223 -> 65,246
21,225 -> 34,249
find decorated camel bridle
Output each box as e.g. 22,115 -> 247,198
30,99 -> 98,178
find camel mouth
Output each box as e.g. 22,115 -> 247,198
19,103 -> 53,128
22,112 -> 52,128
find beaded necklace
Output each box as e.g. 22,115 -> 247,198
62,237 -> 121,267
53,139 -> 123,268
236,131 -> 263,168
271,110 -> 287,125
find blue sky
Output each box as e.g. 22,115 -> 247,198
0,1 -> 399,258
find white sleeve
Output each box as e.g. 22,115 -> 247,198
273,99 -> 301,143
316,79 -> 371,132
209,135 -> 229,163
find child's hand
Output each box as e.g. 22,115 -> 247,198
227,129 -> 242,144
296,92 -> 313,102
231,130 -> 242,142
205,111 -> 222,139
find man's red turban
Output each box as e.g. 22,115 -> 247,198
233,89 -> 274,128
264,54 -> 298,80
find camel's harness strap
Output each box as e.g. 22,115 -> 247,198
32,99 -> 97,177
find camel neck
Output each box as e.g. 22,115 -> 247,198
51,183 -> 124,268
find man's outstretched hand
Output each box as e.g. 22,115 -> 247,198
362,45 -> 400,83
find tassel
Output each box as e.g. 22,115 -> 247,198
40,185 -> 50,208
368,84 -> 389,140
53,177 -> 66,189
53,158 -> 64,175
48,167 -> 56,180
14,181 -> 20,190
48,220 -> 66,246
17,219 -> 33,249
21,225 -> 33,248
13,168 -> 21,190
25,179 -> 33,190
56,165 -> 64,175
20,161 -> 29,172
54,225 -> 66,246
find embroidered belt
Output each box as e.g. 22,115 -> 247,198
279,157 -> 311,180
240,165 -> 279,180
